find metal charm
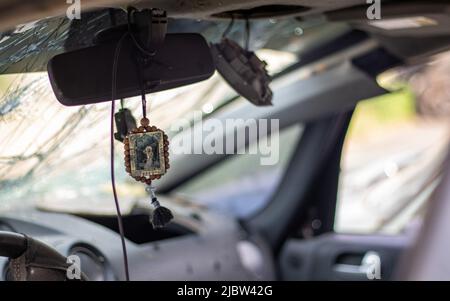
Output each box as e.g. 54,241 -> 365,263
124,117 -> 170,185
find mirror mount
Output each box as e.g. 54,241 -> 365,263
94,7 -> 168,54
132,8 -> 167,54
96,8 -> 168,53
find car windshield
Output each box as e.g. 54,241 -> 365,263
0,12 -> 344,214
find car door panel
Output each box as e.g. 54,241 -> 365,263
279,233 -> 412,281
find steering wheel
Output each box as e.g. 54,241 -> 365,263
0,231 -> 87,281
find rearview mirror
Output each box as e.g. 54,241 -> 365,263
47,33 -> 215,106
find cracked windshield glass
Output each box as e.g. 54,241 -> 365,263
0,11 -> 316,215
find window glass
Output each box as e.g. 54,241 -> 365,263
336,87 -> 450,234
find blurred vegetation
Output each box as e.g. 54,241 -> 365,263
347,86 -> 417,140
0,74 -> 14,94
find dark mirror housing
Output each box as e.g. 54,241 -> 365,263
47,33 -> 215,106
211,38 -> 272,106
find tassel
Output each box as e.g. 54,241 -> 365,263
146,185 -> 173,228
152,201 -> 174,229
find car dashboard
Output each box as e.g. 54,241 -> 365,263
0,206 -> 275,281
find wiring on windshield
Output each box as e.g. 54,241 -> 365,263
110,32 -> 130,281
245,17 -> 251,51
222,16 -> 235,38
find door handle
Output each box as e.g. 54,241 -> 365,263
333,251 -> 381,277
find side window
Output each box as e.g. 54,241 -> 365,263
173,124 -> 303,218
335,89 -> 450,234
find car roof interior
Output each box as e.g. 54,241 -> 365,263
1,1 -> 449,71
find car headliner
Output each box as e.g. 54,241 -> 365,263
0,0 -> 368,31
0,1 -> 449,61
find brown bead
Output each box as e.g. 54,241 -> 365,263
164,146 -> 169,152
165,163 -> 170,169
125,150 -> 130,156
145,126 -> 152,131
150,126 -> 157,131
141,118 -> 150,126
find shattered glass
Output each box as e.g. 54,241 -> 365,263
0,9 -> 344,212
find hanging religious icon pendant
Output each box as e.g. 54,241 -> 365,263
123,117 -> 170,185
